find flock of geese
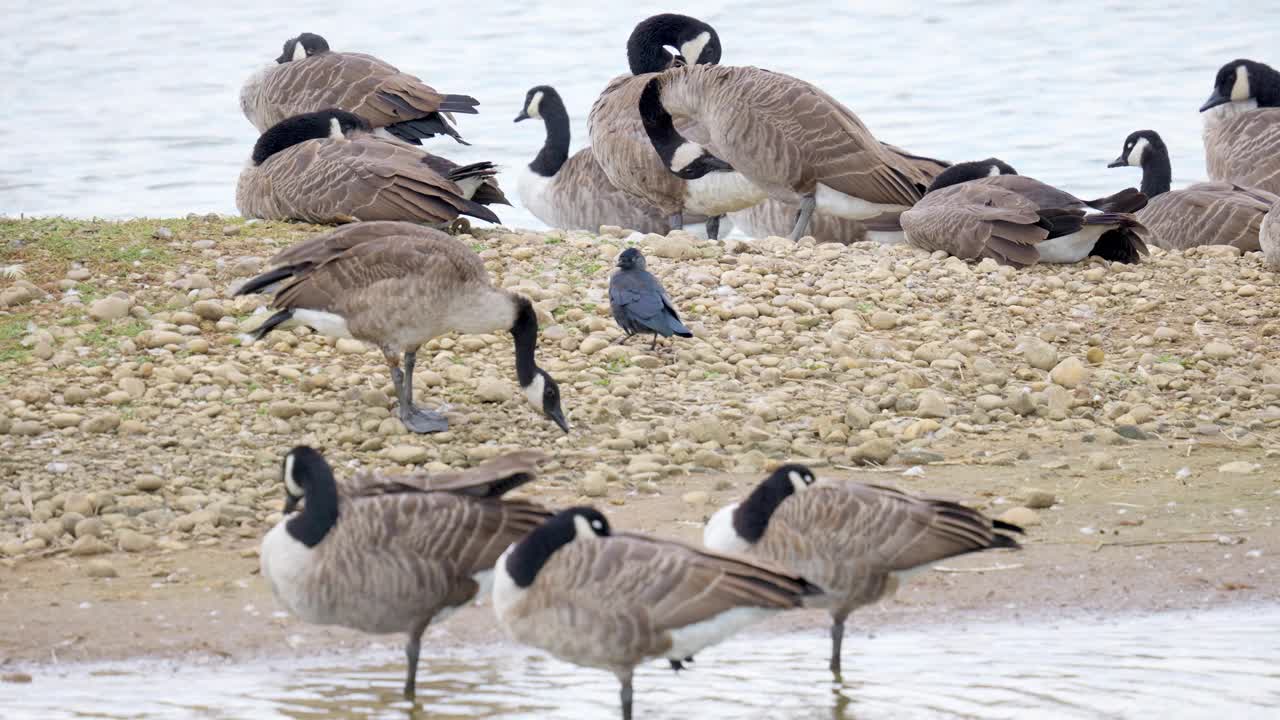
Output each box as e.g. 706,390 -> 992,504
226,11 -> 1280,717
262,447 -> 1021,718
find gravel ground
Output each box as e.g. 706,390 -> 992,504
1,215 -> 1277,664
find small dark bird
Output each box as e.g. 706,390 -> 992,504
608,248 -> 692,350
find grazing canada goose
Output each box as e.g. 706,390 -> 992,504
587,14 -> 759,239
235,221 -> 568,434
492,506 -> 819,720
705,464 -> 1022,674
637,50 -> 940,241
261,446 -> 551,698
241,32 -> 477,145
236,109 -> 500,226
513,85 -> 669,234
1199,59 -> 1280,194
1107,129 -> 1278,251
901,159 -> 1150,265
609,248 -> 692,349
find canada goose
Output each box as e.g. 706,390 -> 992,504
587,14 -> 759,239
261,446 -> 551,698
241,32 -> 477,145
609,248 -> 692,349
492,506 -> 819,720
1107,129 -> 1278,251
705,464 -> 1022,674
235,221 -> 568,434
637,51 -> 941,241
1199,59 -> 1280,194
513,85 -> 669,234
236,109 -> 500,226
901,159 -> 1150,265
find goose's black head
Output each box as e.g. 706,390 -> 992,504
925,158 -> 1018,193
1108,130 -> 1165,169
280,446 -> 340,547
627,13 -> 722,75
505,506 -> 611,587
732,464 -> 817,543
529,368 -> 569,433
281,445 -> 328,514
638,78 -> 734,180
277,32 -> 330,64
514,85 -> 562,122
1201,59 -> 1280,112
616,247 -> 646,271
251,109 -> 370,165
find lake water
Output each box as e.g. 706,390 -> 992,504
3,606 -> 1278,719
4,1 -> 1278,230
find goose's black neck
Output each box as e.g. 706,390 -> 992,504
285,465 -> 339,548
252,110 -> 368,165
504,516 -> 574,587
530,92 -> 570,177
1251,61 -> 1280,106
732,472 -> 796,543
511,295 -> 539,388
1139,140 -> 1173,198
638,78 -> 681,164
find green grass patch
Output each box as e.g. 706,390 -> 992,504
0,217 -> 188,271
0,313 -> 32,362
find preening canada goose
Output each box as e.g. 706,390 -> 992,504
704,464 -> 1022,674
514,85 -> 669,234
235,221 -> 569,434
236,110 -> 501,226
609,248 -> 692,349
261,446 -> 551,698
1107,129 -> 1278,251
902,159 -> 1150,266
241,32 -> 477,145
638,58 -> 939,241
587,14 -> 758,238
492,506 -> 819,720
1199,59 -> 1280,194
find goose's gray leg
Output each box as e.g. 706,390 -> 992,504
392,350 -> 448,434
667,213 -> 683,232
618,670 -> 635,720
790,194 -> 817,241
829,613 -> 848,677
706,215 -> 722,241
403,618 -> 430,699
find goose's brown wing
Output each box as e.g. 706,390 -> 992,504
902,182 -> 1052,266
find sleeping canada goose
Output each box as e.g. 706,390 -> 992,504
704,464 -> 1022,674
901,159 -> 1150,266
235,221 -> 569,434
241,32 -> 478,145
587,14 -> 760,239
492,506 -> 819,720
637,50 -> 940,241
513,85 -> 670,234
1199,59 -> 1280,194
236,109 -> 501,226
1107,129 -> 1278,251
261,446 -> 551,698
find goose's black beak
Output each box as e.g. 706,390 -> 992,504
275,53 -> 289,64
548,408 -> 570,434
514,110 -> 530,123
1200,91 -> 1230,112
1106,156 -> 1127,168
284,493 -> 300,514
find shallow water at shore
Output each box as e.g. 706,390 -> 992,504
4,606 -> 1277,719
5,1 -> 1280,228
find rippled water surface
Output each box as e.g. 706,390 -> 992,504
3,606 -> 1278,719
4,0 -> 1280,229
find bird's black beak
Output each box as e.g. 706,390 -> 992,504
275,54 -> 289,64
284,493 -> 300,514
701,154 -> 734,172
1200,91 -> 1230,112
671,54 -> 688,68
1106,156 -> 1127,169
514,110 -> 530,123
548,408 -> 570,434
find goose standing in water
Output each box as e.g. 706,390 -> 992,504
588,14 -> 760,239
241,32 -> 478,145
900,159 -> 1150,265
1199,59 -> 1280,195
705,465 -> 1022,674
236,110 -> 501,226
1107,129 -> 1277,251
514,85 -> 669,234
261,446 -> 551,698
492,506 -> 820,720
236,221 -> 568,434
